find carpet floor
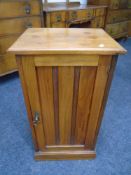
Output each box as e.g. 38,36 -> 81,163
0,39 -> 131,175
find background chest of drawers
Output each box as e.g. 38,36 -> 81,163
88,0 -> 131,39
0,0 -> 43,76
43,4 -> 107,29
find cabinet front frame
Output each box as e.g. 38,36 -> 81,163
16,54 -> 117,160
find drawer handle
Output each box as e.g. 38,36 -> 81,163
33,112 -> 40,126
56,15 -> 61,22
26,22 -> 33,28
71,11 -> 77,19
25,4 -> 31,14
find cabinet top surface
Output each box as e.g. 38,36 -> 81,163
43,4 -> 107,12
8,28 -> 126,55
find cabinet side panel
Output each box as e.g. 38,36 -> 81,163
75,66 -> 97,144
93,57 -> 117,147
22,57 -> 46,151
16,57 -> 38,151
37,67 -> 56,145
58,66 -> 74,144
85,56 -> 112,149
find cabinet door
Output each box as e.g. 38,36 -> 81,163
19,55 -> 112,159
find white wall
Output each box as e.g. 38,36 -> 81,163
42,0 -> 87,5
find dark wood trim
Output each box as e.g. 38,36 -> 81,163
52,67 -> 60,144
46,145 -> 84,151
70,66 -> 80,144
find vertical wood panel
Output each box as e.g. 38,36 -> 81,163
71,67 -> 80,144
16,57 -> 38,151
52,67 -> 60,144
85,56 -> 112,149
75,67 -> 97,144
59,67 -> 74,144
37,67 -> 56,145
22,57 -> 45,151
93,57 -> 117,148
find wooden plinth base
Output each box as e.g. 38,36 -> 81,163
35,150 -> 96,160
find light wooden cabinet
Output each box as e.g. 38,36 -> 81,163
9,28 -> 126,160
0,0 -> 43,76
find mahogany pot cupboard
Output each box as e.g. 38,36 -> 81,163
8,28 -> 126,160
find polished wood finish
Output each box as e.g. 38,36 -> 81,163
0,0 -> 43,76
88,0 -> 131,38
37,67 -> 56,145
0,0 -> 41,18
9,28 -> 126,160
8,28 -> 126,55
0,17 -> 42,36
43,4 -> 107,28
35,55 -> 99,66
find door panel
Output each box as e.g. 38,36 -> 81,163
22,57 -> 46,151
59,67 -> 74,144
37,67 -> 56,145
75,67 -> 97,144
35,63 -> 97,148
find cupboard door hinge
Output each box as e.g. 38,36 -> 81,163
107,65 -> 111,75
33,112 -> 40,126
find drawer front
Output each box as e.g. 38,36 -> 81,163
128,10 -> 131,20
128,0 -> 131,8
110,0 -> 120,9
0,35 -> 19,54
128,21 -> 131,36
77,9 -> 94,20
95,8 -> 105,16
107,10 -> 128,24
51,22 -> 66,28
106,22 -> 128,37
106,24 -> 119,36
68,9 -> 94,21
50,11 -> 66,23
91,16 -> 105,28
0,16 -> 41,35
0,1 -> 41,18
119,0 -> 128,8
119,21 -> 128,33
0,53 -> 17,75
68,10 -> 78,21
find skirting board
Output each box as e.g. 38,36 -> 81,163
35,150 -> 96,160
